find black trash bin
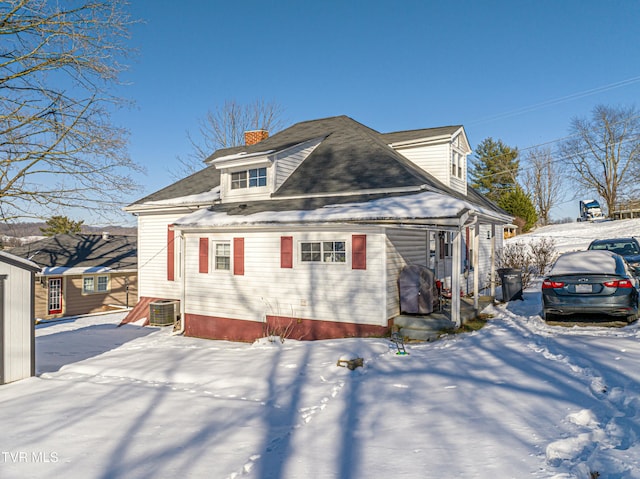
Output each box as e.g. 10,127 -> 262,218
497,268 -> 523,301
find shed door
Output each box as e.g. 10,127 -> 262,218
48,277 -> 63,314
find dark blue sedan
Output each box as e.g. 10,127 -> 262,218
542,250 -> 639,322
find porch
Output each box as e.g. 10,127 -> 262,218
393,295 -> 494,341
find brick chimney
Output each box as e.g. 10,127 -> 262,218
244,129 -> 269,146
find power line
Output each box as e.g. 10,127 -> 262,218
469,75 -> 640,125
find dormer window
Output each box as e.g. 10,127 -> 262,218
231,167 -> 267,190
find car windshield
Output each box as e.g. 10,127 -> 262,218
589,241 -> 639,255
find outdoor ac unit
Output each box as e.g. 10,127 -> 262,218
149,300 -> 178,326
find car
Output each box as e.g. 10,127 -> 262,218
542,250 -> 639,322
587,237 -> 640,275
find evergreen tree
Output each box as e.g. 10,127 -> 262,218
469,138 -> 519,203
40,216 -> 84,236
498,187 -> 538,233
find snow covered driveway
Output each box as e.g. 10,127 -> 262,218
1,293 -> 640,479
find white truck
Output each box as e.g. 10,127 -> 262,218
578,199 -> 604,221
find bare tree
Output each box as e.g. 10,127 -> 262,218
174,99 -> 286,177
559,104 -> 640,215
522,147 -> 564,226
0,0 -> 142,222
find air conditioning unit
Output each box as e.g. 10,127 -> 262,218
149,300 -> 178,326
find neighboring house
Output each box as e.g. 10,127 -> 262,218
0,251 -> 40,384
9,234 -> 137,320
125,116 -> 511,341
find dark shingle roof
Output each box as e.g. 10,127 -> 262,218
131,165 -> 220,205
8,234 -> 137,270
129,115 -> 504,217
380,126 -> 462,144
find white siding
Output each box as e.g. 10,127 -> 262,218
274,138 -> 323,190
137,212 -> 184,300
394,143 -> 451,186
1,262 -> 33,383
183,228 -> 387,327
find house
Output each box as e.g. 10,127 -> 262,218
124,116 -> 511,341
0,251 -> 40,384
9,233 -> 137,320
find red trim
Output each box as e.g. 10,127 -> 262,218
167,226 -> 175,281
352,234 -> 367,270
233,237 -> 244,275
47,277 -> 63,314
184,313 -> 389,342
280,236 -> 293,268
199,238 -> 209,273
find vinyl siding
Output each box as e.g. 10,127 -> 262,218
138,213 -> 184,300
0,262 -> 33,383
64,273 -> 137,317
274,138 -> 323,190
183,229 -> 387,327
394,143 -> 451,186
385,228 -> 430,318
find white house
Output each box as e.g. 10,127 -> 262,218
125,116 -> 511,341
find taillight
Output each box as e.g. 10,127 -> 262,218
542,280 -> 564,289
603,279 -> 634,288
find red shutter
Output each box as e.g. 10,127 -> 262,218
234,237 -> 244,275
167,226 -> 175,281
281,236 -> 293,268
199,238 -> 209,273
352,234 -> 366,270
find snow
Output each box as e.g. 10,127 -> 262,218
2,220 -> 640,478
174,190 -> 506,228
549,250 -> 618,275
509,218 -> 640,253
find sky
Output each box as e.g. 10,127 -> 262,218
2,220 -> 640,477
112,0 -> 640,224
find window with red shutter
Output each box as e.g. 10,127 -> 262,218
352,234 -> 366,270
281,236 -> 293,268
167,226 -> 175,281
233,237 -> 244,275
199,238 -> 209,273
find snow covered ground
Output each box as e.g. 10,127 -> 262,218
1,220 -> 640,478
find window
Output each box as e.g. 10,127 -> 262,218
231,171 -> 247,189
97,275 -> 109,292
215,242 -> 231,270
83,276 -> 94,293
300,241 -> 346,263
231,167 -> 267,190
83,275 -> 109,294
249,167 -> 267,187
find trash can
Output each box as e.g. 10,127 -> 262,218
497,268 -> 523,301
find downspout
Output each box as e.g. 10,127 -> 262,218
172,228 -> 187,336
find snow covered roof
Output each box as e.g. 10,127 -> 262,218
0,250 -> 40,272
173,190 -> 508,228
8,234 -> 137,271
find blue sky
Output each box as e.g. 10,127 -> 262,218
114,0 -> 640,223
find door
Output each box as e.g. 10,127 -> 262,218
48,277 -> 63,315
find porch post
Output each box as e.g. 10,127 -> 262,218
490,224 -> 496,297
451,227 -> 461,327
473,222 -> 480,311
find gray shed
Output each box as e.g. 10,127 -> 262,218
0,251 -> 40,384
